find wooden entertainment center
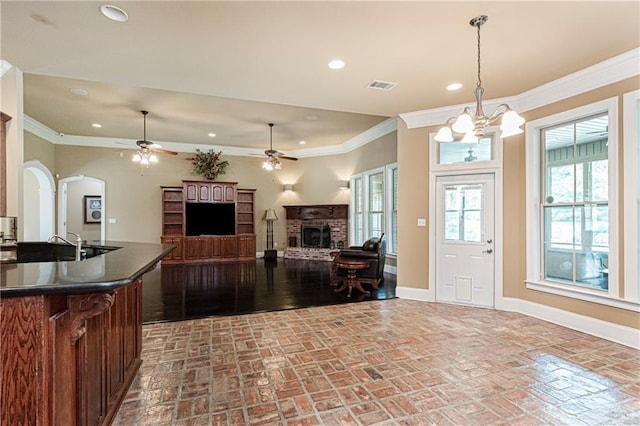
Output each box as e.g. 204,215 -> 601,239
160,181 -> 256,263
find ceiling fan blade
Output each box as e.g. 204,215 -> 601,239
155,147 -> 178,156
279,155 -> 298,161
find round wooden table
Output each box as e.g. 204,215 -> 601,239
333,257 -> 370,298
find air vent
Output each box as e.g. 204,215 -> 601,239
367,80 -> 398,91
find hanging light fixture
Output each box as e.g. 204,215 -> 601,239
262,123 -> 282,170
434,15 -> 525,143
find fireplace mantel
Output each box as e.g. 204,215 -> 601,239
284,204 -> 348,220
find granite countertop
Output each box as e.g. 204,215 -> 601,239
0,240 -> 175,297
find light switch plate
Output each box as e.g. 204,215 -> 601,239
108,218 -> 117,224
417,218 -> 426,227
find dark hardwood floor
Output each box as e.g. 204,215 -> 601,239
141,258 -> 397,323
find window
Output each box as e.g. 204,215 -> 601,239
526,97 -> 621,304
387,165 -> 398,254
444,184 -> 483,243
350,163 -> 398,255
438,136 -> 493,164
350,176 -> 363,244
368,171 -> 384,237
542,114 -> 609,290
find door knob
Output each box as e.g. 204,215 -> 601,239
482,248 -> 493,254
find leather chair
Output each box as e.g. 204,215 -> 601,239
332,234 -> 386,289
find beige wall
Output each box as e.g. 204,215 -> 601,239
397,76 -> 640,330
45,132 -> 396,247
24,131 -> 56,172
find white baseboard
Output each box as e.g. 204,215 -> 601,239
384,264 -> 397,275
395,290 -> 638,349
396,286 -> 430,301
500,297 -> 639,349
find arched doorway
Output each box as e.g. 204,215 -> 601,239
23,160 -> 55,241
58,175 -> 105,242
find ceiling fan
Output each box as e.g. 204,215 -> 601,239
262,123 -> 297,170
132,110 -> 178,165
464,148 -> 477,162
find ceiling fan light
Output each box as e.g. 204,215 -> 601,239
132,152 -> 141,162
434,126 -> 454,142
149,153 -> 159,163
140,157 -> 150,166
452,112 -> 474,134
262,160 -> 273,170
275,161 -> 282,170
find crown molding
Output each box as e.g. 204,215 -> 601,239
24,116 -> 397,159
399,47 -> 640,129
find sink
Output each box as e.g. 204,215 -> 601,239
14,242 -> 120,263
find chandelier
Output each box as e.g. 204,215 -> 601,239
434,15 -> 525,143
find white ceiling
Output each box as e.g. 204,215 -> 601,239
2,1 -> 638,156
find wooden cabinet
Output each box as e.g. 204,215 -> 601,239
162,181 -> 256,263
238,234 -> 257,258
161,186 -> 184,236
161,236 -> 184,261
183,181 -> 236,203
0,281 -> 142,426
184,236 -> 212,260
237,189 -> 255,235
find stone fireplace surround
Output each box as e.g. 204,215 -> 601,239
284,204 -> 348,261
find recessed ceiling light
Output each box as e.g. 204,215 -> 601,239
328,59 -> 345,70
70,88 -> 88,96
447,83 -> 463,91
92,123 -> 102,128
208,133 -> 216,138
299,140 -> 306,145
100,5 -> 128,22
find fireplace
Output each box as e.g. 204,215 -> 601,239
284,204 -> 348,261
302,225 -> 330,248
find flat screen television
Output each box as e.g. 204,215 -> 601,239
185,203 -> 235,236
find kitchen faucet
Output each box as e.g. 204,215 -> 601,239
48,232 -> 84,261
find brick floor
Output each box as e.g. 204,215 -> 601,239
113,299 -> 640,425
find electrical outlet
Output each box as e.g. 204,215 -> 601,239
417,218 -> 427,227
108,218 -> 116,224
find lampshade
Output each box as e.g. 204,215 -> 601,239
283,184 -> 294,192
434,126 -> 454,143
263,208 -> 278,221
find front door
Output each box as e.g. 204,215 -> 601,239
435,173 -> 495,307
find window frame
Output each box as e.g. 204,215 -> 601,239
525,97 -> 635,310
349,163 -> 398,256
623,89 -> 640,302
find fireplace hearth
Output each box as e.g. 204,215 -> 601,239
284,204 -> 348,261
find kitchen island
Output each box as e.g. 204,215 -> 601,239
1,241 -> 174,426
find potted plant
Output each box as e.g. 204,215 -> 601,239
186,149 -> 229,180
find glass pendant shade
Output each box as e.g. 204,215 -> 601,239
461,131 -> 479,143
434,126 -> 454,142
452,112 -> 474,134
149,153 -> 158,163
132,153 -> 142,162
